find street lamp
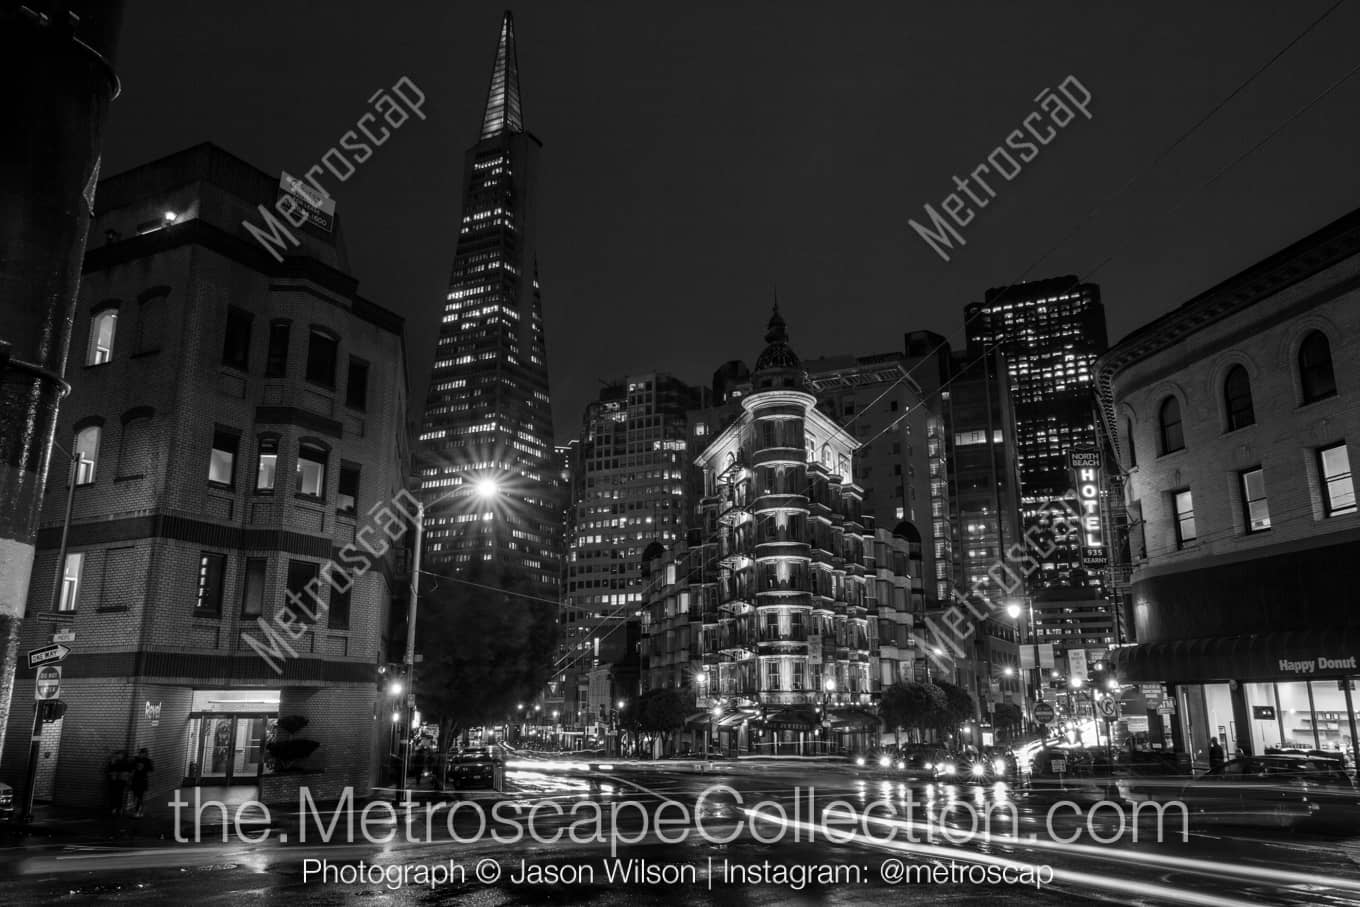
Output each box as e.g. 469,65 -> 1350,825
695,673 -> 709,758
822,678 -> 836,755
710,703 -> 723,760
400,476 -> 499,796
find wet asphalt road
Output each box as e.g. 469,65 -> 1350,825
4,761 -> 1360,905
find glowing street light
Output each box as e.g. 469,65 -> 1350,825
400,476 -> 501,794
1005,601 -> 1022,620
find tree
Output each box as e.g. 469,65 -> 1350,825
636,689 -> 687,755
879,681 -> 946,745
414,560 -> 558,735
266,715 -> 320,771
933,680 -> 977,741
993,702 -> 1024,739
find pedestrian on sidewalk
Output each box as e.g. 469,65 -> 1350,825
129,747 -> 154,817
1208,738 -> 1225,772
105,750 -> 131,815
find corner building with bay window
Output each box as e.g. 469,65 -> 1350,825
1099,207 -> 1360,769
0,143 -> 408,810
639,310 -> 917,755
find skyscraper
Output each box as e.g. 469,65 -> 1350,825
964,276 -> 1107,586
417,13 -> 559,596
550,374 -> 706,724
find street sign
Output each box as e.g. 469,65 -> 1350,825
1096,697 -> 1117,720
27,643 -> 70,669
52,629 -> 75,644
34,665 -> 61,700
1157,700 -> 1177,715
1033,702 -> 1056,724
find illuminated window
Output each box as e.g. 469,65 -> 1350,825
1239,468 -> 1270,532
208,430 -> 237,486
57,553 -> 83,612
297,442 -> 327,497
196,553 -> 226,615
73,424 -> 100,485
87,307 -> 118,365
1171,489 -> 1195,548
255,437 -> 278,491
1319,443 -> 1356,517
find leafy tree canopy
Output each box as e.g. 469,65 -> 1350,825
879,681 -> 946,732
414,560 -> 558,729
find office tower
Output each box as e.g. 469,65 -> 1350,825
0,143 -> 409,806
803,353 -> 950,607
417,13 -> 560,596
963,277 -> 1108,586
549,374 -> 707,728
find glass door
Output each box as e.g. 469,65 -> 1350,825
233,717 -> 267,778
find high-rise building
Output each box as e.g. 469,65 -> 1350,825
0,143 -> 409,808
651,309 -> 911,756
803,353 -> 950,607
417,13 -> 559,596
963,277 -> 1107,586
549,374 -> 707,726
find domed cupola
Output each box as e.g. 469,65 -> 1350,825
752,305 -> 808,389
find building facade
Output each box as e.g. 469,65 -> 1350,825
1100,208 -> 1360,767
964,277 -> 1108,587
638,310 -> 917,755
550,374 -> 706,728
417,12 -> 560,597
0,143 -> 408,809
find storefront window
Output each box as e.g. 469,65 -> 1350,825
1243,682 -> 1282,752
1308,680 -> 1353,763
1276,681 -> 1315,749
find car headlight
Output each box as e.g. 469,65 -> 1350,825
924,762 -> 933,770
971,763 -> 987,777
855,756 -> 865,766
895,760 -> 905,770
878,755 -> 891,768
993,759 -> 1006,775
942,764 -> 956,775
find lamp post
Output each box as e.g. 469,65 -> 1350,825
399,476 -> 499,797
695,673 -> 709,758
710,703 -> 722,759
822,678 -> 836,756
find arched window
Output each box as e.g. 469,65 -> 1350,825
1124,419 -> 1137,468
1158,397 -> 1184,454
1223,365 -> 1255,431
74,424 -> 101,484
87,307 -> 118,365
1298,331 -> 1337,403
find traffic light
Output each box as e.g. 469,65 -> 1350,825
376,662 -> 404,693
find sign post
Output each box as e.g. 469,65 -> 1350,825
21,664 -> 64,822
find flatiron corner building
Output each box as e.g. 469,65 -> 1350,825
416,12 -> 561,597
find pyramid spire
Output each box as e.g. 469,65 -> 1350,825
480,11 -> 524,139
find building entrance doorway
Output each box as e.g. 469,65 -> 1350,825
184,690 -> 279,785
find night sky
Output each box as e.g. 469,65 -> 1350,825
100,1 -> 1360,441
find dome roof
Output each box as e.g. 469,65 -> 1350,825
753,305 -> 803,373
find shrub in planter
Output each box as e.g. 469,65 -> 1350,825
267,737 -> 321,770
267,714 -> 321,771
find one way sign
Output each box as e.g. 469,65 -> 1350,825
27,644 -> 70,669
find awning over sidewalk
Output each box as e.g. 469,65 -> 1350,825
758,708 -> 821,732
1111,627 -> 1360,683
829,709 -> 880,730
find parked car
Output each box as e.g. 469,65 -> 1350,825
447,747 -> 504,791
1178,756 -> 1325,829
0,780 -> 13,821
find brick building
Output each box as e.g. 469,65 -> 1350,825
0,144 -> 409,810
